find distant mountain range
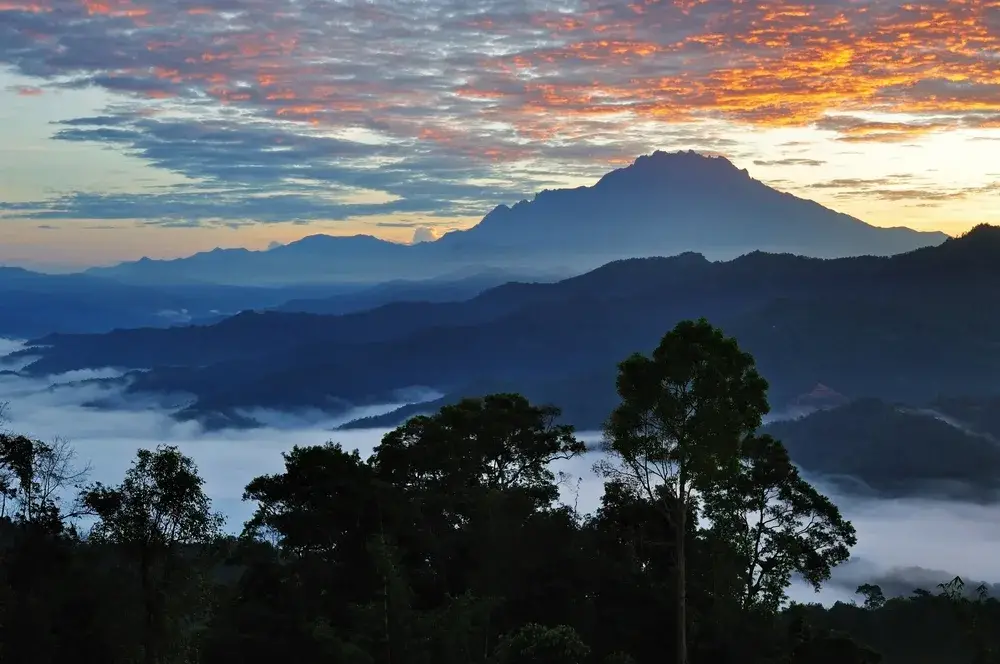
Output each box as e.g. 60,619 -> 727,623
82,151 -> 948,286
769,397 -> 1000,501
271,267 -> 558,316
0,264 -> 543,339
0,266 -> 328,338
7,224 -> 999,436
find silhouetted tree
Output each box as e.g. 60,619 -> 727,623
81,445 -> 224,664
598,318 -> 770,664
0,432 -> 88,531
493,623 -> 590,664
702,433 -> 856,613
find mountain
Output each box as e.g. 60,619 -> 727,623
84,235 -> 417,287
0,263 -> 553,339
82,151 -> 948,286
273,268 -> 560,316
0,267 -> 364,338
766,398 -> 1000,501
7,224 -> 999,429
433,151 -> 946,258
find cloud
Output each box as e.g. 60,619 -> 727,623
2,340 -> 1000,607
0,186 -> 455,225
0,352 -> 439,527
753,158 -> 826,168
0,338 -> 26,362
4,0 -> 998,226
6,84 -> 43,96
411,226 -> 438,244
804,175 -> 1000,205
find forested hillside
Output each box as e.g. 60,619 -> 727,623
10,225 -> 1000,430
1,320 -> 997,664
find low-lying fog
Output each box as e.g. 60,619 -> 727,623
3,339 -> 999,608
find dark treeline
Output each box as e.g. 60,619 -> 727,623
1,320 -> 998,664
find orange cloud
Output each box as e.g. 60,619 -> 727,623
11,85 -> 43,96
4,0 -> 999,163
0,1 -> 49,12
469,0 -> 1000,143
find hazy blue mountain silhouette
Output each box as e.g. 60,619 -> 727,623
273,268 -> 556,316
766,398 -> 1000,501
82,151 -> 947,286
11,224 -> 999,431
0,266 -> 353,338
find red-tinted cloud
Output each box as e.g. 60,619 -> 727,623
9,84 -> 44,95
2,0 -> 995,151
1,0 -> 998,224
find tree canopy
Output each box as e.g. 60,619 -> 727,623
0,319 -> 994,664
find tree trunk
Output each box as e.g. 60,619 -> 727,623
676,498 -> 688,664
140,549 -> 157,664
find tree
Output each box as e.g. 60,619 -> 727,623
81,445 -> 224,664
243,442 -> 378,557
371,394 -> 587,649
236,439 -> 508,664
372,394 -> 586,509
0,432 -> 89,530
855,584 -> 886,611
493,623 -> 590,664
236,443 -> 386,660
598,318 -> 769,664
580,479 -> 681,664
701,433 -> 856,613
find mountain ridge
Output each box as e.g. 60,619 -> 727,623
79,150 -> 949,286
7,224 -> 998,429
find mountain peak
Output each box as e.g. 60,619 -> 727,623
595,149 -> 749,189
954,223 -> 1000,246
924,222 -> 998,257
888,223 -> 1000,277
81,152 -> 949,285
638,149 -> 738,169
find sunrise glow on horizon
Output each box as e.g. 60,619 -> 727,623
1,0 -> 998,269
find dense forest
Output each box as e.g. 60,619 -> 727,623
2,320 -> 998,664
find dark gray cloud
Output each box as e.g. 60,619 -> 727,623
826,559 -> 1000,601
0,188 -> 452,225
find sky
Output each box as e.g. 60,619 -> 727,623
1,0 -> 999,269
4,343 -> 1000,606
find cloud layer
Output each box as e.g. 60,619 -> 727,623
2,342 -> 1000,607
2,0 -> 998,226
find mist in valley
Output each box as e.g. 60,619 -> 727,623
3,338 -> 999,610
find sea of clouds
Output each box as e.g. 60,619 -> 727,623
3,337 -> 1000,607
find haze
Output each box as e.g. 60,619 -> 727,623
4,338 -> 999,610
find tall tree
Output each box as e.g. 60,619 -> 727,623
369,394 -> 587,656
0,432 -> 88,530
701,433 -> 856,613
597,318 -> 769,664
81,445 -> 224,664
238,443 -> 385,659
372,394 -> 586,508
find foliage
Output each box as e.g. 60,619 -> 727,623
493,623 -> 590,664
0,429 -> 89,531
598,318 -> 771,664
701,433 -> 857,613
1,319 -> 996,664
80,445 -> 225,664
